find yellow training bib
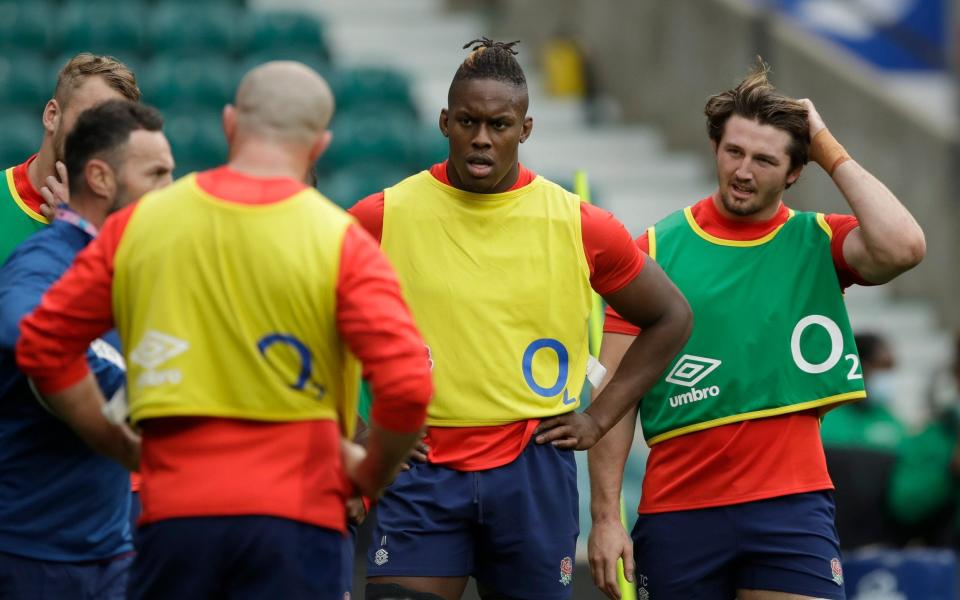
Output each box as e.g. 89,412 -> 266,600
112,174 -> 359,435
383,171 -> 592,426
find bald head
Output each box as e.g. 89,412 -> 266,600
233,61 -> 334,145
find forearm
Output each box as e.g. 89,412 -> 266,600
586,304 -> 691,434
833,160 -> 924,269
589,404 -> 636,523
40,373 -> 139,470
806,121 -> 925,281
356,423 -> 422,498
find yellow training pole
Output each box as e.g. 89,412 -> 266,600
573,170 -> 636,600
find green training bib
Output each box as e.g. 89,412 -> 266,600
0,166 -> 46,264
641,206 -> 865,445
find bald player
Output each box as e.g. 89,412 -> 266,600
16,61 -> 433,600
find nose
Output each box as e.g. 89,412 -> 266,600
734,159 -> 753,181
472,124 -> 492,149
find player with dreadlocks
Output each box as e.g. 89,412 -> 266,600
349,38 -> 692,600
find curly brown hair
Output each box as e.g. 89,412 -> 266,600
705,58 -> 809,171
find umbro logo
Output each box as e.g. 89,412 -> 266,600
130,330 -> 189,387
665,354 -> 722,388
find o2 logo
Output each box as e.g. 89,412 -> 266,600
522,338 -> 576,404
256,333 -> 327,399
790,315 -> 861,380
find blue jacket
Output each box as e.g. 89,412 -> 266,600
0,216 -> 132,562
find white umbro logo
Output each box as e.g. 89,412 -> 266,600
130,330 -> 189,388
130,330 -> 189,370
374,548 -> 389,566
665,354 -> 722,387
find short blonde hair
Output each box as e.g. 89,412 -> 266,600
54,53 -> 140,108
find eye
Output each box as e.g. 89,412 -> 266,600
459,117 -> 473,126
726,147 -> 742,157
492,121 -> 508,130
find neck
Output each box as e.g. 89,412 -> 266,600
227,138 -> 310,182
68,196 -> 108,229
26,137 -> 57,193
710,191 -> 783,223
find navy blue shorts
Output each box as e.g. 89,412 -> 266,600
367,440 -> 579,600
341,524 -> 357,599
632,491 -> 846,599
0,550 -> 132,599
129,516 -> 343,600
129,492 -> 141,533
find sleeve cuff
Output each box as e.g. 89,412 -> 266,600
371,396 -> 429,434
603,314 -> 641,336
31,355 -> 91,394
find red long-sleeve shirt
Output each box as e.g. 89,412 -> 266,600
17,167 -> 433,530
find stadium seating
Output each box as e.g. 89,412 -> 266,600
0,0 -> 439,201
147,4 -> 240,57
244,10 -> 330,64
164,110 -> 228,175
0,1 -> 48,54
329,66 -> 417,118
53,3 -> 145,59
139,57 -> 237,111
318,163 -> 415,210
324,110 -> 421,173
0,54 -> 50,111
0,115 -> 44,168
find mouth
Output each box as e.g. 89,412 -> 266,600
465,155 -> 495,179
730,181 -> 755,200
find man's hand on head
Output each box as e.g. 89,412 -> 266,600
39,161 -> 69,220
798,98 -> 826,139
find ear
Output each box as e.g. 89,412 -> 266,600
439,108 -> 449,138
786,165 -> 803,187
309,130 -> 333,163
222,105 -> 237,144
710,139 -> 719,155
84,158 -> 115,201
42,99 -> 61,135
519,116 -> 533,143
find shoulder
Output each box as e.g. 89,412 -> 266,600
348,192 -> 385,243
3,226 -> 71,274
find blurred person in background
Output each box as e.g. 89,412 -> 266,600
15,61 -> 433,600
821,332 -> 906,451
0,53 -> 140,264
887,333 -> 960,549
590,60 -> 925,600
0,100 -> 172,599
821,332 -> 908,549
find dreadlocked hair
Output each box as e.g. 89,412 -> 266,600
452,37 -> 527,88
